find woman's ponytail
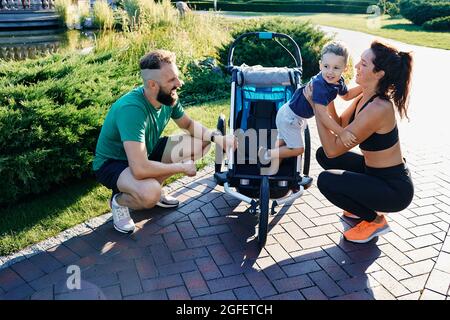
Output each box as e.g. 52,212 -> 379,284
394,51 -> 413,120
371,41 -> 414,120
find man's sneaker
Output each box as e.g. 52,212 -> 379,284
344,215 -> 391,243
156,191 -> 179,208
111,194 -> 135,234
343,210 -> 360,219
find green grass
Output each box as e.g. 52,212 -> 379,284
219,12 -> 450,50
0,99 -> 230,256
0,179 -> 111,256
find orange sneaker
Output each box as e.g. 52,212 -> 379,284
344,215 -> 391,243
343,210 -> 360,219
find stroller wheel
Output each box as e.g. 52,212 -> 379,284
258,176 -> 269,247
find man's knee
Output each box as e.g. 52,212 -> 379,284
136,179 -> 161,208
199,140 -> 211,155
190,139 -> 210,160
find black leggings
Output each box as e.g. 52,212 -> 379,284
316,147 -> 414,222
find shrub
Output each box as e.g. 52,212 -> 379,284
55,0 -> 91,29
378,0 -> 401,17
179,59 -> 229,106
217,18 -> 331,81
378,0 -> 400,15
54,0 -> 71,26
400,0 -> 450,26
187,0 -> 377,14
120,0 -> 142,29
0,3 -> 230,205
385,2 -> 401,16
93,0 -> 115,30
423,15 -> 450,31
0,100 -> 102,205
0,54 -> 136,206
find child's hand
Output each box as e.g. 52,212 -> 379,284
339,130 -> 357,148
303,81 -> 314,107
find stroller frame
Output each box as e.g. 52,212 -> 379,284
214,32 -> 313,247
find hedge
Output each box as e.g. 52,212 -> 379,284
186,0 -> 377,13
423,15 -> 450,31
0,52 -> 136,205
399,0 -> 450,26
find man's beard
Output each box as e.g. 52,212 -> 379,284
157,87 -> 178,106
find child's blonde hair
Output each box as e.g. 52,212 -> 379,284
321,41 -> 349,64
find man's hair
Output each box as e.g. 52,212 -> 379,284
139,49 -> 176,70
140,50 -> 176,86
321,41 -> 349,64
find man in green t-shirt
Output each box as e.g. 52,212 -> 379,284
94,50 -> 235,234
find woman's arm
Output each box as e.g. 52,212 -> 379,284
304,83 -> 386,158
326,101 -> 341,125
340,85 -> 362,101
315,100 -> 388,157
314,111 -> 344,158
314,104 -> 345,136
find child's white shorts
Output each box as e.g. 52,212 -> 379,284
276,102 -> 307,149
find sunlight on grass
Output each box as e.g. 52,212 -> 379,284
0,179 -> 110,255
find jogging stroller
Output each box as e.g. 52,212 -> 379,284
214,32 -> 313,247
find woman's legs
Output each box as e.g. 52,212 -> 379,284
315,147 -> 415,243
316,146 -> 384,221
316,168 -> 400,242
317,169 -> 403,221
316,146 -> 373,217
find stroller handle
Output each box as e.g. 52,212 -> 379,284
226,32 -> 302,74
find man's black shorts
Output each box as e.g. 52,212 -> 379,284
94,136 -> 168,195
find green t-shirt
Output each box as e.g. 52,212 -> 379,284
93,86 -> 184,171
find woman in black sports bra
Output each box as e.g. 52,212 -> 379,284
304,40 -> 414,244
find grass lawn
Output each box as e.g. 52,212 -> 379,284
218,12 -> 450,50
0,99 -> 230,256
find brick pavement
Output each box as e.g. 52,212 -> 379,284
1,118 -> 449,300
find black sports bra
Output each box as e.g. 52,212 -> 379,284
349,95 -> 399,152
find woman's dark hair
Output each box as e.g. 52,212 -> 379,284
370,40 -> 413,119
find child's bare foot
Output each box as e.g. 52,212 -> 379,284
258,146 -> 271,165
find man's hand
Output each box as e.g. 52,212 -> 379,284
339,130 -> 357,148
181,160 -> 197,177
215,134 -> 237,152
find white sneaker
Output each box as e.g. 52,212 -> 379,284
111,194 -> 135,234
156,191 -> 179,208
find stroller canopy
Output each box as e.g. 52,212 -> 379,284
237,64 -> 298,88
